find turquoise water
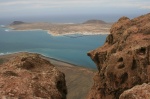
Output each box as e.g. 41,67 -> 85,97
0,27 -> 107,68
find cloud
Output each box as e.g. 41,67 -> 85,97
0,0 -> 150,9
0,0 -> 101,6
0,0 -> 106,13
140,6 -> 150,9
0,0 -> 149,17
97,0 -> 150,9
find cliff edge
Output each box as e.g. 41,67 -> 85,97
0,52 -> 67,99
87,13 -> 150,99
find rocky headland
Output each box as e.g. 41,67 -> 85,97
0,52 -> 95,99
87,13 -> 150,99
8,20 -> 112,36
0,52 -> 67,99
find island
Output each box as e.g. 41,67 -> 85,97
8,20 -> 112,36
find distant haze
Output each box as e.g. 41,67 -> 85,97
0,0 -> 150,24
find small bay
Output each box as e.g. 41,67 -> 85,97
0,27 -> 107,68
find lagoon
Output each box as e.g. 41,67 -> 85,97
0,27 -> 107,68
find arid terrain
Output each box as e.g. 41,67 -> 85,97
0,52 -> 67,99
87,13 -> 150,99
8,20 -> 112,36
0,52 -> 95,99
1,13 -> 150,99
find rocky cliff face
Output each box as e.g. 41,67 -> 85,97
87,13 -> 150,99
0,52 -> 67,99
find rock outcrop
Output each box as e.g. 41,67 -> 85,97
119,83 -> 150,99
87,13 -> 150,99
0,52 -> 67,99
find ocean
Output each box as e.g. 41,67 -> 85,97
0,27 -> 107,68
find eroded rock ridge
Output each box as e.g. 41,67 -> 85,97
87,13 -> 150,99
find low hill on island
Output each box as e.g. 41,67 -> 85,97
10,21 -> 26,25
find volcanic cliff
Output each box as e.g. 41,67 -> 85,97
0,52 -> 67,99
87,13 -> 150,99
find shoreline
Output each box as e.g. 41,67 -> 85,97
41,55 -> 80,67
0,27 -> 100,69
7,21 -> 111,36
0,51 -> 96,99
7,27 -> 110,36
0,51 -> 96,70
0,51 -> 77,66
47,30 -> 110,36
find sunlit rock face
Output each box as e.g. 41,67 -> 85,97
0,52 -> 67,99
87,13 -> 150,99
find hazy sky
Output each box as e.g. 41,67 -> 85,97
0,0 -> 150,22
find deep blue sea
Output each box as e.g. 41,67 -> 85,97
0,27 -> 107,68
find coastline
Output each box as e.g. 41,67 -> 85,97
0,27 -> 105,69
41,55 -> 81,67
7,21 -> 111,36
47,30 -> 110,36
7,27 -> 110,36
0,51 -> 96,70
0,52 -> 95,99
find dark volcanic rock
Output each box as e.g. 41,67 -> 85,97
10,21 -> 25,25
119,83 -> 150,99
83,20 -> 106,24
0,52 -> 67,99
87,13 -> 150,99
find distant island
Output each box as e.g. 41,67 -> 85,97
8,20 -> 112,36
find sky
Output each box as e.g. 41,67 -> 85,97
0,0 -> 150,23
